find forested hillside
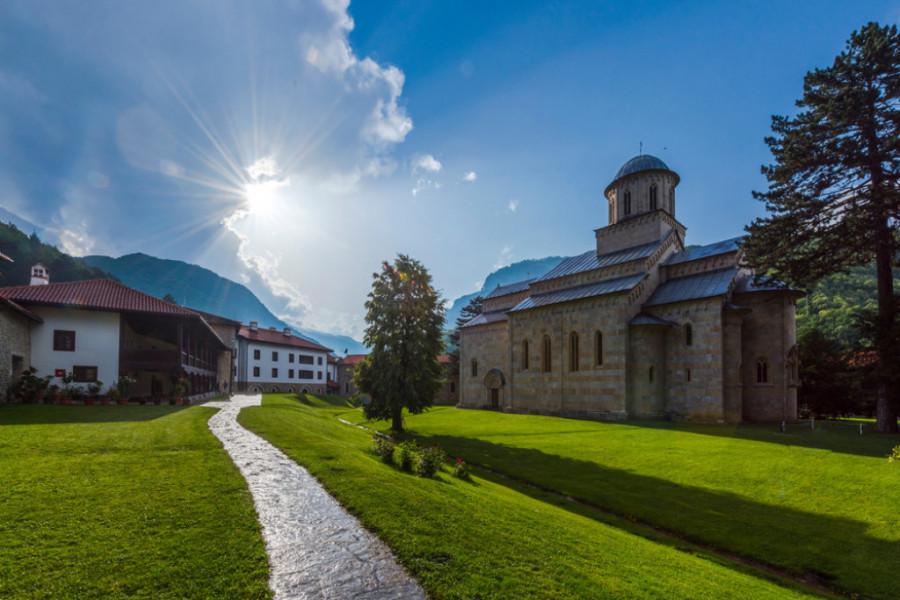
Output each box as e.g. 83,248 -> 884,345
0,222 -> 113,285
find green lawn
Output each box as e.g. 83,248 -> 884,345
240,394 -> 834,600
336,404 -> 900,600
0,403 -> 271,599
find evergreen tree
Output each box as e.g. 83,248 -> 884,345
743,23 -> 900,432
162,293 -> 178,304
447,295 -> 484,377
353,255 -> 445,432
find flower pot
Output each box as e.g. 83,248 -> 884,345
84,397 -> 95,406
100,396 -> 110,405
117,398 -> 128,405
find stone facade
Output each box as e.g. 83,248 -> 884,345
460,155 -> 801,423
0,303 -> 33,401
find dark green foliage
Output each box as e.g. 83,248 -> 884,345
0,222 -> 114,285
447,295 -> 484,377
797,329 -> 858,417
353,255 -> 445,432
743,23 -> 900,432
162,292 -> 178,304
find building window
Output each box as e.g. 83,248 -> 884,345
317,371 -> 323,380
649,366 -> 655,382
649,185 -> 657,210
684,323 -> 693,346
318,356 -> 323,365
298,369 -> 314,379
471,359 -> 478,378
595,331 -> 603,366
669,187 -> 674,210
289,369 -> 295,379
73,366 -> 97,382
298,355 -> 314,365
289,354 -> 295,363
253,366 -> 260,377
756,359 -> 769,383
686,367 -> 692,382
521,339 -> 529,370
624,190 -> 632,215
253,349 -> 260,360
345,382 -> 349,393
542,336 -> 552,373
53,330 -> 76,351
272,368 -> 278,378
569,331 -> 580,372
450,381 -> 455,393
272,351 -> 278,361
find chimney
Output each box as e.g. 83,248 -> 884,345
249,321 -> 258,332
30,263 -> 49,286
283,327 -> 291,337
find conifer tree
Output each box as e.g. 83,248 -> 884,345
353,255 -> 445,432
743,23 -> 900,432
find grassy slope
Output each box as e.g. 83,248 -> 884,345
0,404 -> 271,599
339,406 -> 900,600
240,395 -> 826,600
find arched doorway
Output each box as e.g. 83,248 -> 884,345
483,368 -> 506,410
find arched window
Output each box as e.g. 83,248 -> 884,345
595,331 -> 603,366
756,358 -> 768,383
649,185 -> 657,210
649,366 -> 655,382
669,187 -> 675,211
542,336 -> 552,373
684,323 -> 693,346
521,339 -> 529,370
624,190 -> 632,215
471,359 -> 478,378
685,368 -> 691,382
569,331 -> 580,372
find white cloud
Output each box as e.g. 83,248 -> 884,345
463,171 -> 477,182
412,154 -> 442,173
247,157 -> 280,180
493,245 -> 514,270
507,199 -> 519,212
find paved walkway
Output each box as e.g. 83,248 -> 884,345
206,395 -> 426,600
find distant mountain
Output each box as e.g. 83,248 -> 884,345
0,221 -> 114,285
82,253 -> 366,355
445,256 -> 567,326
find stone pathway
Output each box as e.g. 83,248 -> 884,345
205,394 -> 427,600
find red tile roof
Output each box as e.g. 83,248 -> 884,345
1,279 -> 200,316
0,295 -> 43,322
327,354 -> 339,364
238,325 -> 332,352
339,354 -> 368,365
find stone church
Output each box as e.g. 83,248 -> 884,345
459,155 -> 802,423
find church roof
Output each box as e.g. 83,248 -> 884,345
485,279 -> 535,299
613,154 -> 673,181
644,267 -> 738,307
510,273 -> 646,313
630,312 -> 675,327
463,310 -> 509,328
537,235 -> 668,283
664,236 -> 743,265
733,272 -> 803,295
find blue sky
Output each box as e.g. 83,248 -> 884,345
1,1 -> 897,340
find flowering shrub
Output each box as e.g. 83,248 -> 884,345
397,441 -> 419,473
453,458 -> 472,480
415,443 -> 445,478
372,435 -> 395,464
890,445 -> 900,463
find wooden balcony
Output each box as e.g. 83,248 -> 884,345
119,349 -> 179,373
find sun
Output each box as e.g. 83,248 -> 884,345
243,179 -> 283,217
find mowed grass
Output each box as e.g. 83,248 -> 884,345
240,394 -> 830,600
338,405 -> 900,600
0,403 -> 271,599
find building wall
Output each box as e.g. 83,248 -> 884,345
459,320 -> 509,409
337,363 -> 359,397
736,291 -> 799,422
235,338 -> 329,392
209,324 -> 237,395
0,307 -> 32,401
29,307 -> 120,393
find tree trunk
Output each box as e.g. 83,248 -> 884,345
391,407 -> 404,433
873,226 -> 898,433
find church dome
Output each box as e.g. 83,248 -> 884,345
613,154 -> 672,181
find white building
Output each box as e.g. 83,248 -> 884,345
235,322 -> 335,394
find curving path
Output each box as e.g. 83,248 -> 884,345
206,394 -> 426,600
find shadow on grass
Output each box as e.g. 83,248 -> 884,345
286,393 -> 356,409
621,418 -> 900,459
402,430 -> 899,600
0,403 -> 191,425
